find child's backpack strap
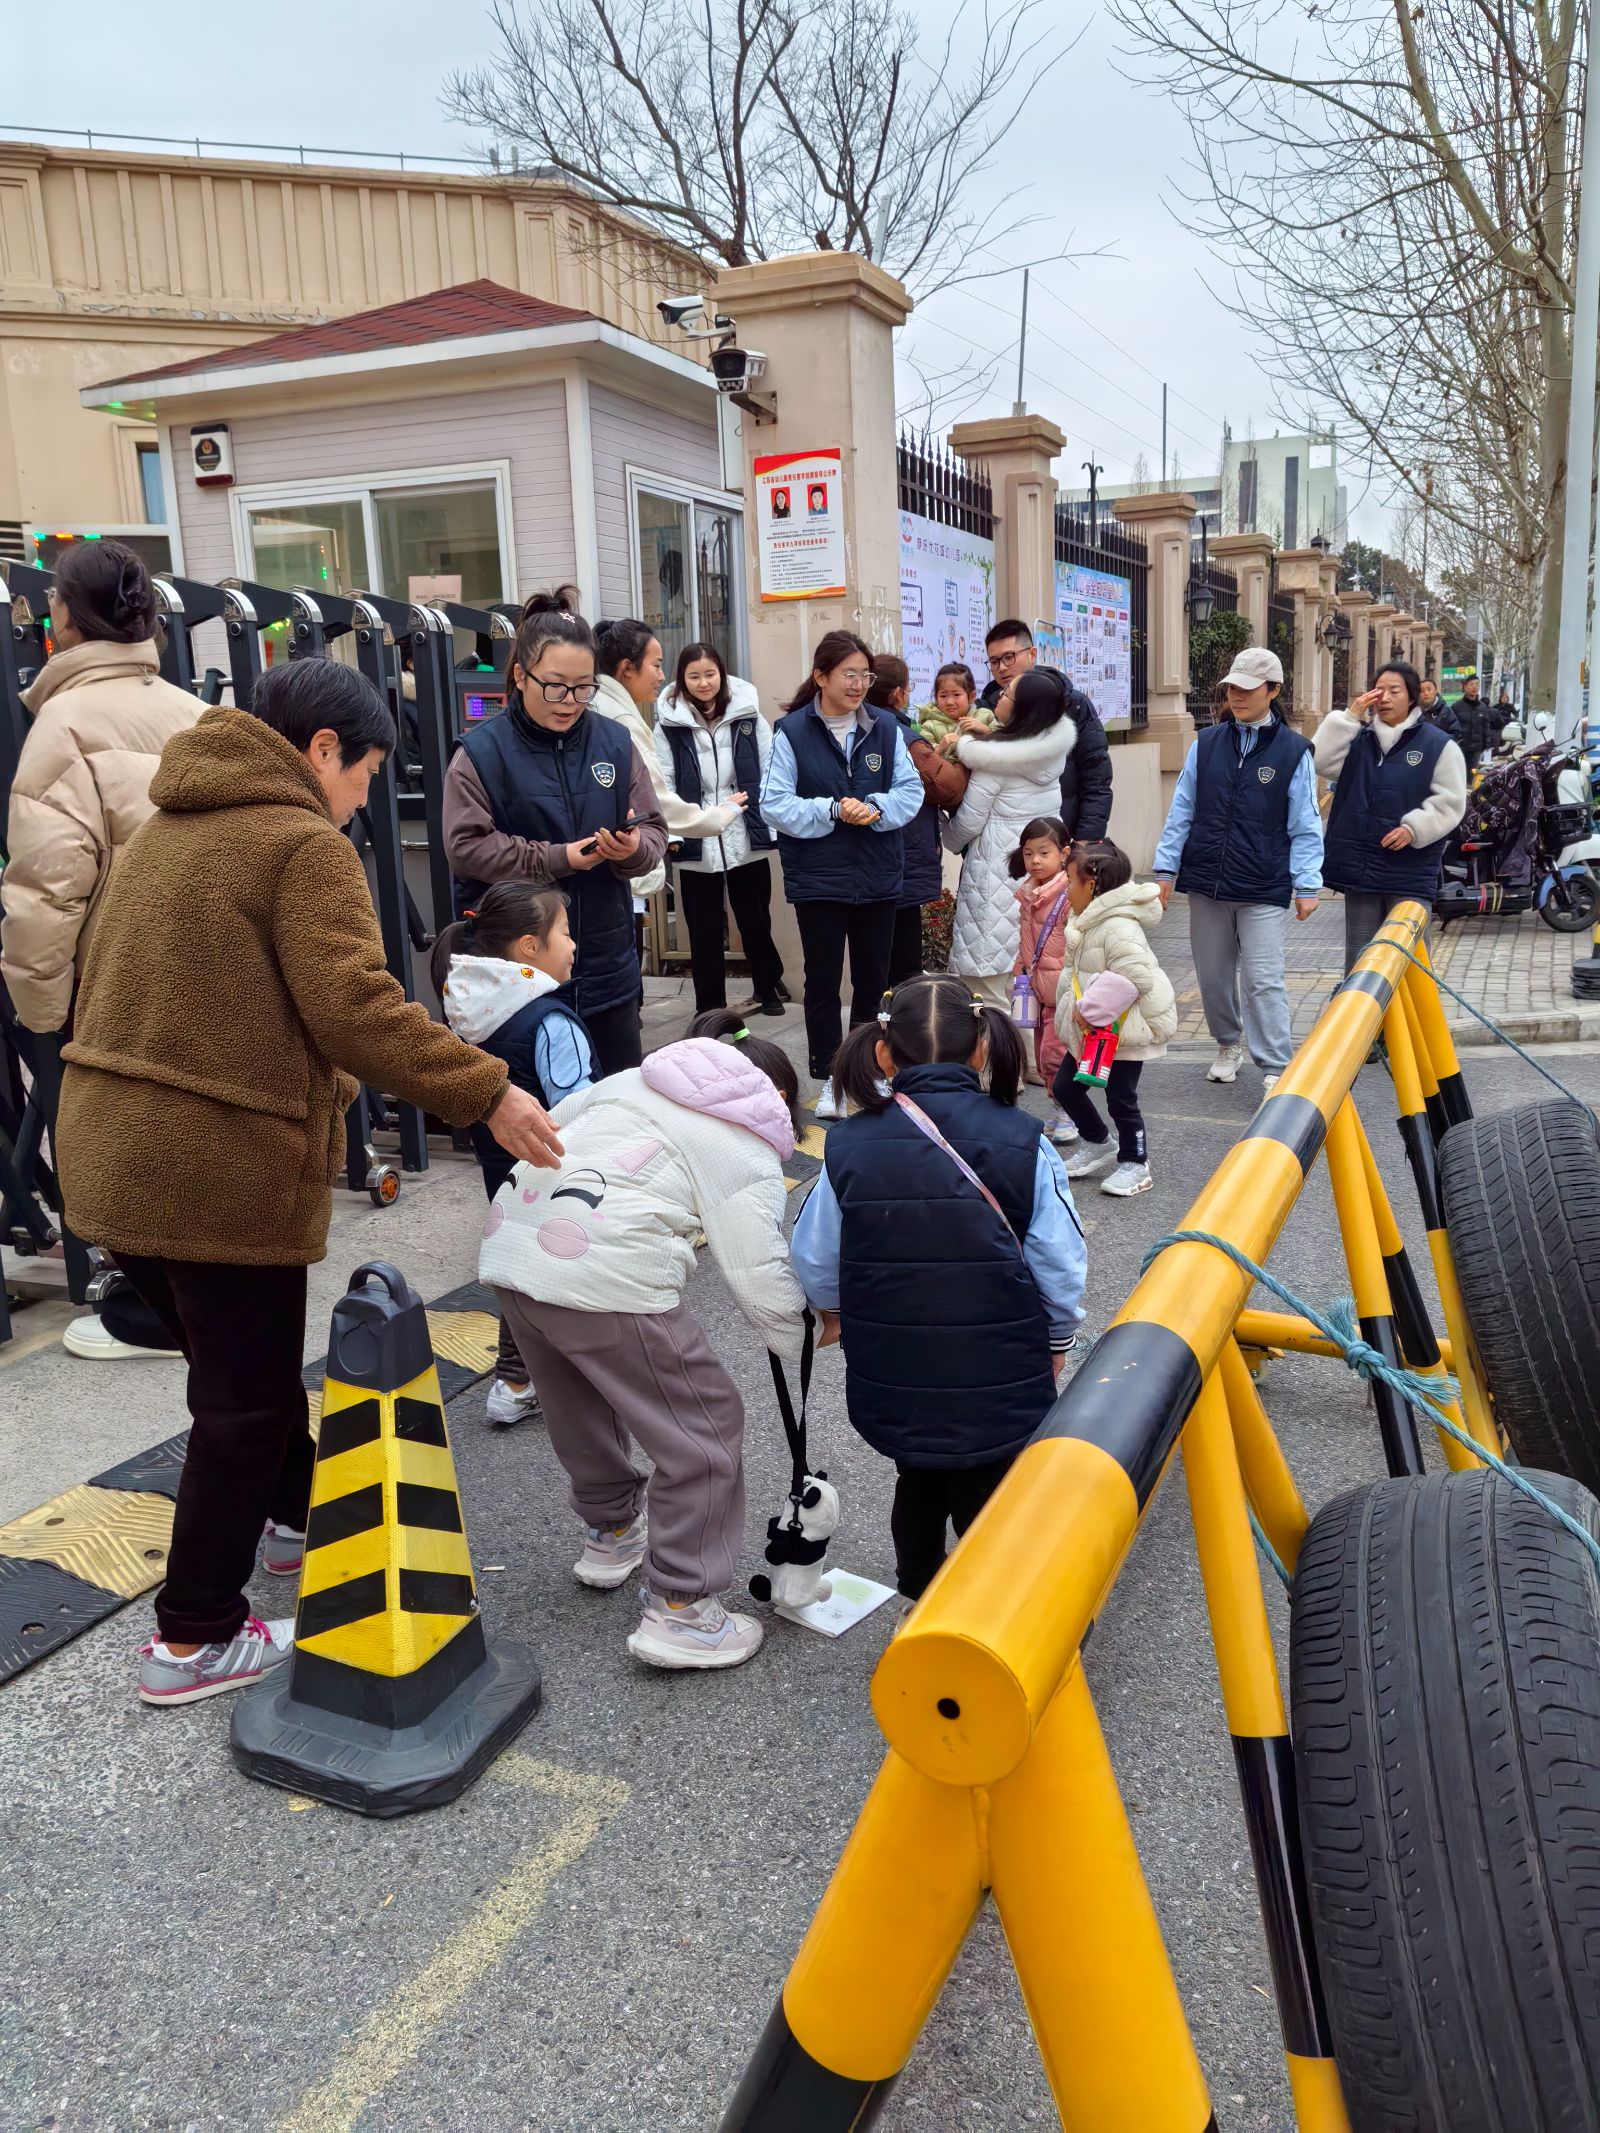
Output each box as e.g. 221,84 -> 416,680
768,1308 -> 816,1505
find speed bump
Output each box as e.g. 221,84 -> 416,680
231,1260 -> 541,1817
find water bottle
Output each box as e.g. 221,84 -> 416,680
1010,969 -> 1039,1029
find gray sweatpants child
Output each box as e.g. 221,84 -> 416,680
494,1293 -> 746,1602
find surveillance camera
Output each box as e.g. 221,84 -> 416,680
658,295 -> 707,328
710,344 -> 768,392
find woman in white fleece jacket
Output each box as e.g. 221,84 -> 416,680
479,1016 -> 806,1673
1315,660 -> 1467,969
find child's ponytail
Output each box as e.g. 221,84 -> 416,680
428,881 -> 570,1000
689,1009 -> 802,1138
833,973 -> 1026,1113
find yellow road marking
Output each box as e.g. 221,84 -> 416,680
276,1754 -> 630,2133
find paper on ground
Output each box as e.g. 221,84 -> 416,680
776,1566 -> 897,1637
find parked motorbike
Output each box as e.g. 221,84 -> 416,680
1434,741 -> 1600,932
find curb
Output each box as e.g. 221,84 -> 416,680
1447,1003 -> 1600,1047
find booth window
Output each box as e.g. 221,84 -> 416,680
632,478 -> 745,673
374,481 -> 502,607
239,474 -> 508,612
246,499 -> 371,598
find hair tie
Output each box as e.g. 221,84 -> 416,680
462,909 -> 478,921
971,997 -> 984,1016
729,1027 -> 751,1043
876,1009 -> 891,1028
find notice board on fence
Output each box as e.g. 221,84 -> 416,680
755,448 -> 847,600
900,512 -> 995,702
1055,561 -> 1133,727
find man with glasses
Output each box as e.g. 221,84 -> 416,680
980,620 -> 1113,842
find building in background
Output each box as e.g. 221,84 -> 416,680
1057,472 -> 1224,537
0,138 -> 700,572
1221,429 -> 1346,549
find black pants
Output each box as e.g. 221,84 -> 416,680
476,1143 -> 528,1382
583,999 -> 644,1076
113,1253 -> 311,1645
886,903 -> 926,989
1052,1055 -> 1147,1164
677,860 -> 786,1013
891,1455 -> 1017,1599
794,899 -> 898,1077
1341,891 -> 1425,974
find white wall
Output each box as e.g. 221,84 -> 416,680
587,381 -> 723,618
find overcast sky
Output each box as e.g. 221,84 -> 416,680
7,0 -> 1387,540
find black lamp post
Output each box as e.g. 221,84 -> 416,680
1188,518 -> 1215,625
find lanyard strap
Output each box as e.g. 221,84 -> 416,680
768,1309 -> 816,1500
1027,887 -> 1072,978
893,1093 -> 1023,1254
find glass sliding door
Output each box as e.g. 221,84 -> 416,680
694,502 -> 743,668
633,481 -> 746,674
635,489 -> 693,672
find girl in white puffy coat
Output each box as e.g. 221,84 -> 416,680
1053,839 -> 1178,1199
653,642 -> 787,1015
479,1012 -> 806,1673
944,670 -> 1076,1007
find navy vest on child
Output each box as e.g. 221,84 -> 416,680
1176,714 -> 1311,906
772,701 -> 905,906
468,991 -> 592,1191
1323,717 -> 1452,898
451,707 -> 639,1018
661,713 -> 773,863
823,1062 -> 1056,1466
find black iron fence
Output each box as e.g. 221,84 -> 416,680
897,433 -> 995,539
1186,537 -> 1242,725
1269,581 -> 1297,711
1053,505 -> 1149,730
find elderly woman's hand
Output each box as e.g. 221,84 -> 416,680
486,1083 -> 564,1169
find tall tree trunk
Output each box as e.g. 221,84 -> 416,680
1531,296 -> 1573,712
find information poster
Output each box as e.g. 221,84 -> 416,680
899,511 -> 995,702
1055,562 -> 1133,726
755,448 -> 847,601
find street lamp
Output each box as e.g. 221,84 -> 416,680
1316,609 -> 1352,650
1188,518 -> 1215,624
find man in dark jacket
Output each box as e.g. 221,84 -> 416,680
980,619 -> 1114,841
1447,675 -> 1492,763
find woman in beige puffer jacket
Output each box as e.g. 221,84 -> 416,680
2,542 -> 200,1034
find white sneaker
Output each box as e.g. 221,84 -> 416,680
485,1377 -> 543,1429
627,1589 -> 764,1670
1101,1161 -> 1154,1197
260,1521 -> 305,1577
1207,1044 -> 1244,1084
136,1616 -> 294,1706
1048,1106 -> 1080,1146
573,1513 -> 648,1589
814,1081 -> 842,1122
62,1314 -> 181,1361
1061,1140 -> 1115,1180
1261,1074 -> 1281,1098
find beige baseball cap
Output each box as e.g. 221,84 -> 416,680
1220,647 -> 1285,691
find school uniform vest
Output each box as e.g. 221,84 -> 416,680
662,712 -> 772,863
1176,714 -> 1310,907
467,992 -> 592,1179
773,701 -> 905,906
451,706 -> 639,1019
893,708 -> 945,907
824,1063 -> 1056,1467
1323,717 -> 1452,898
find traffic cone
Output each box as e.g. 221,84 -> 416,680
231,1261 -> 541,1816
1574,917 -> 1600,999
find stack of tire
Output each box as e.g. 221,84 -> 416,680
1288,1098 -> 1600,2130
1573,949 -> 1600,999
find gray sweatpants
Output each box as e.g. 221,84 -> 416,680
1186,895 -> 1294,1073
1341,891 -> 1427,974
494,1293 -> 746,1603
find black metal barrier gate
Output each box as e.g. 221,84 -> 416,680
0,560 -> 512,1337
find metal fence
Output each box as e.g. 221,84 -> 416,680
1269,580 -> 1297,712
897,434 -> 995,539
1053,506 -> 1149,730
1186,537 -> 1241,726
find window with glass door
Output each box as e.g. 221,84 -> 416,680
630,476 -> 745,675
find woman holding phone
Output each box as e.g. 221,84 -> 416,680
443,603 -> 667,1074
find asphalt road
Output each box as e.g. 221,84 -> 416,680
4,1030 -> 1593,2133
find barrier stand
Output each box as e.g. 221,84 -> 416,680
1403,939 -> 1472,1129
722,903 -> 1465,2129
231,1261 -> 541,1816
1381,982 -> 1499,1456
1323,1100 -> 1426,1476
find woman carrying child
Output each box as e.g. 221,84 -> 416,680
1052,838 -> 1177,1200
433,882 -> 594,1429
1010,815 -> 1076,1139
480,1013 -> 807,1671
790,974 -> 1086,1603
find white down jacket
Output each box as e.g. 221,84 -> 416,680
477,1036 -> 808,1359
1052,879 -> 1179,1062
652,677 -> 774,874
943,721 -> 1075,977
594,672 -> 738,900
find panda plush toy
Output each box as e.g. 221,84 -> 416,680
749,1474 -> 840,1611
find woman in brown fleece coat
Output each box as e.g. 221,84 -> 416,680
59,661 -> 563,1706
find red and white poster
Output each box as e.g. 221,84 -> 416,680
754,448 -> 846,601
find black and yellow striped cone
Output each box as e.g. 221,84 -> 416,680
1573,918 -> 1600,999
231,1261 -> 541,1816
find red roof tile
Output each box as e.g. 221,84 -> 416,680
96,280 -> 596,391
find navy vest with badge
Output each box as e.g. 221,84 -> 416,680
1177,713 -> 1311,906
451,706 -> 638,1018
662,713 -> 773,863
466,990 -> 592,1182
772,701 -> 905,905
1323,716 -> 1452,898
892,708 -> 944,907
824,1063 -> 1058,1466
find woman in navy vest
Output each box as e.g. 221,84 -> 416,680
869,652 -> 948,988
442,603 -> 667,1074
790,973 -> 1086,1599
760,629 -> 925,1117
1315,662 -> 1468,969
653,641 -> 786,1017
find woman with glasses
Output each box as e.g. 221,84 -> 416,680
759,629 -> 924,1117
443,603 -> 667,1075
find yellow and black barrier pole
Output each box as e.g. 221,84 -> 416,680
231,1261 -> 542,1816
723,906 -> 1433,2127
1403,939 -> 1472,1129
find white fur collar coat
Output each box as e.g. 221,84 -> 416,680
942,720 -> 1075,979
